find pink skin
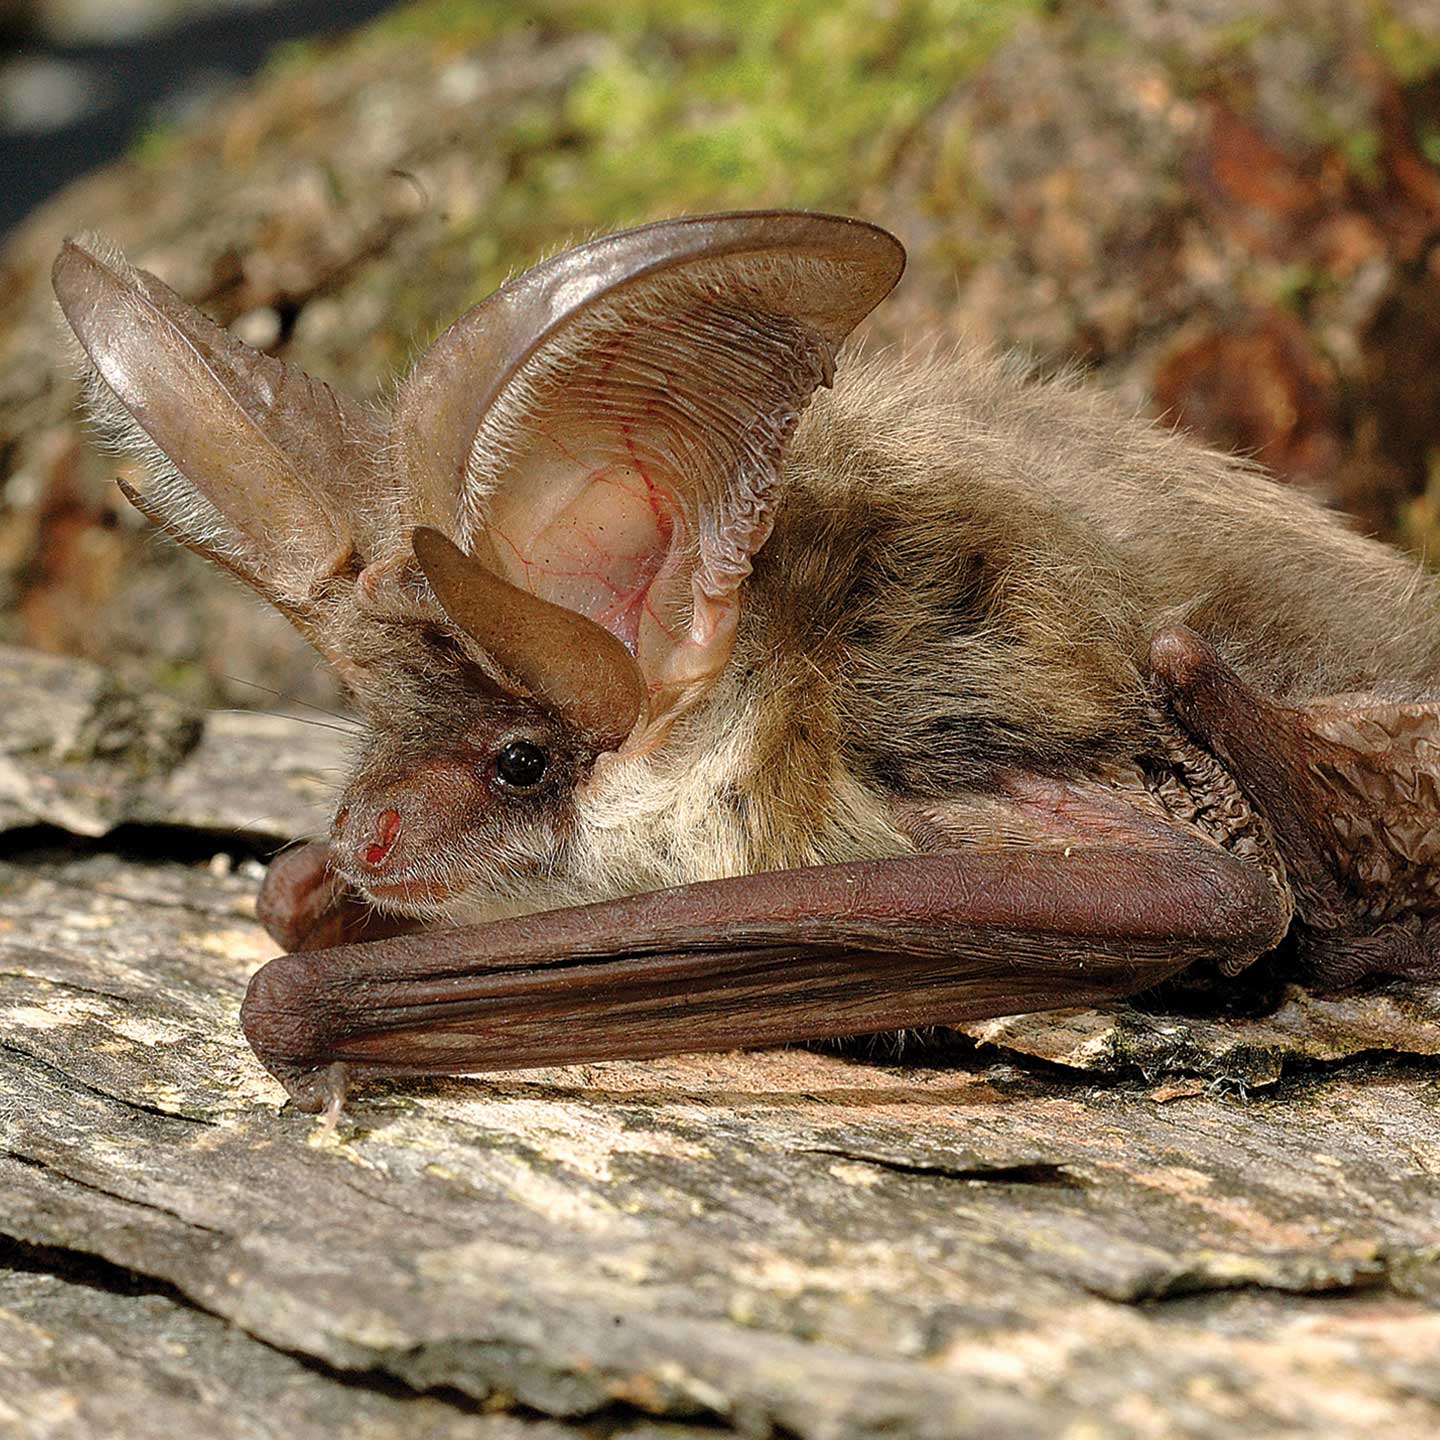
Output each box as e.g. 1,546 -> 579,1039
355,808 -> 455,906
330,758 -> 483,908
489,451 -> 685,664
486,331 -> 690,669
363,807 -> 402,867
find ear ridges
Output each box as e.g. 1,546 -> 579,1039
390,211 -> 904,726
392,210 -> 904,542
52,234 -> 381,613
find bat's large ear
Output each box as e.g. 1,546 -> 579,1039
51,235 -> 382,650
392,211 -> 904,736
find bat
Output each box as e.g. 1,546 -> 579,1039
51,211 -> 1440,1116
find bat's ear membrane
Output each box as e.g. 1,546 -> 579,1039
51,234 -> 383,654
391,211 -> 905,739
412,526 -> 645,749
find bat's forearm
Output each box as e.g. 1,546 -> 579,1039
242,841 -> 1289,1111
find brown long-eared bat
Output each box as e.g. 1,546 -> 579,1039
52,212 -> 1440,1115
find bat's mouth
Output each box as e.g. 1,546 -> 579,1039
361,875 -> 458,907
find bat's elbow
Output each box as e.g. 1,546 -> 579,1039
1220,857 -> 1295,963
241,952 -> 339,1108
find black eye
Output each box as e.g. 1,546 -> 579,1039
494,739 -> 549,791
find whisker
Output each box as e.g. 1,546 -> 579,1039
212,707 -> 358,738
260,832 -> 331,860
220,673 -> 360,729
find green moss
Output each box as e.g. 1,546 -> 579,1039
131,122 -> 185,169
1339,125 -> 1384,184
546,0 -> 1029,219
1369,2 -> 1440,84
152,0 -> 1034,355
355,0 -> 510,48
261,34 -> 327,79
1400,447 -> 1440,557
149,658 -> 214,706
363,0 -> 1037,295
1266,262 -> 1323,312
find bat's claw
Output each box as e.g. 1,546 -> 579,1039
274,1060 -> 351,1117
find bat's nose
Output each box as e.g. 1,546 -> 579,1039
336,804 -> 404,876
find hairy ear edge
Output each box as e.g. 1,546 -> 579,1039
52,233 -> 382,619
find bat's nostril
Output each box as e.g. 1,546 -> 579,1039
362,808 -> 402,868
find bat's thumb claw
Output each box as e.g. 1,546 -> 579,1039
274,1060 -> 352,1117
242,952 -> 351,1113
1147,624 -> 1219,695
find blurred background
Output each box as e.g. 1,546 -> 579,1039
0,0 -> 397,235
2,0 -> 1439,713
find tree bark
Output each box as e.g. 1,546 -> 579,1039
3,1 -> 1440,1432
2,644 -> 1439,1437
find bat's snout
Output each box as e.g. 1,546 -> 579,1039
348,804 -> 402,870
333,800 -> 403,875
331,794 -> 457,907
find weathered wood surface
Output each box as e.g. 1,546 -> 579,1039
0,645 -> 340,842
2,645 -> 1440,1438
0,1263 -> 595,1440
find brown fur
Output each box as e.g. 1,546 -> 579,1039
62,218 -> 1440,1108
758,348 -> 1440,784
55,223 -> 1440,928
619,346 -> 1440,892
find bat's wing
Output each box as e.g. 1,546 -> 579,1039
242,793 -> 1291,1112
256,841 -> 421,953
1153,625 -> 1440,984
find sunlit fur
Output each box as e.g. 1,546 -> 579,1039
448,344 -> 1440,924
59,230 -> 1440,935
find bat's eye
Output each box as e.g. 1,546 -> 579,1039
494,739 -> 549,791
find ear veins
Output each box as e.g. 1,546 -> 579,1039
390,214 -> 901,749
484,457 -> 682,656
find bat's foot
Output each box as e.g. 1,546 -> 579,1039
268,1059 -> 352,1117
1151,624 -> 1440,986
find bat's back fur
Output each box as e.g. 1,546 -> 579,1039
54,223 -> 1440,932
566,348 -> 1440,908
